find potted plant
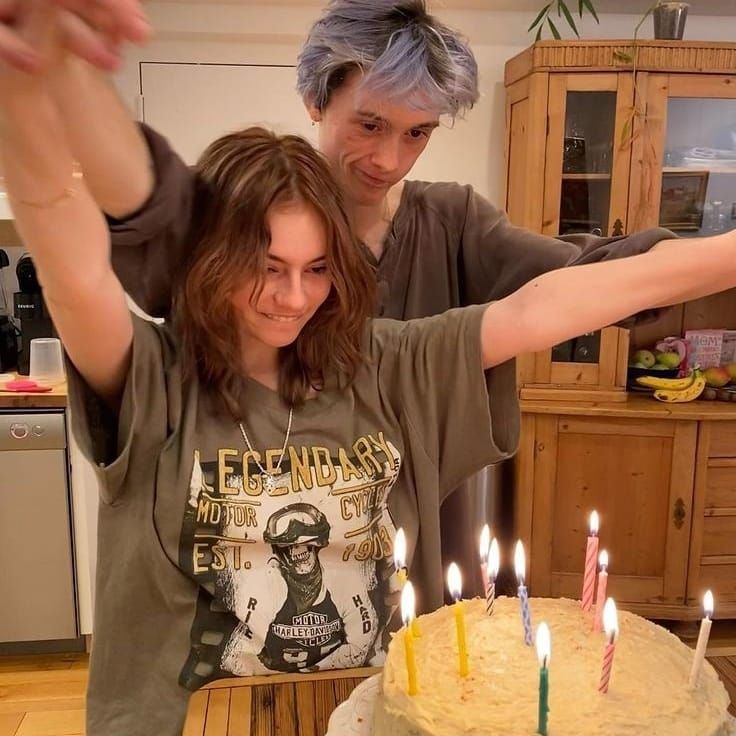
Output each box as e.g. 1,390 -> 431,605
528,0 -> 689,40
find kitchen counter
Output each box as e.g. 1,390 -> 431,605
0,382 -> 67,409
520,392 -> 736,420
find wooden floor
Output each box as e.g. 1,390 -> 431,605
0,651 -> 733,735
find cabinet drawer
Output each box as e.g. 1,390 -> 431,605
705,466 -> 736,509
708,422 -> 736,457
702,516 -> 736,556
697,564 -> 736,604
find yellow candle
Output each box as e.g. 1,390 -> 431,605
401,581 -> 419,695
398,567 -> 408,586
448,562 -> 469,677
454,599 -> 469,677
404,625 -> 418,695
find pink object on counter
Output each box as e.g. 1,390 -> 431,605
1,379 -> 53,393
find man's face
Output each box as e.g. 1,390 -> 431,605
307,70 -> 440,207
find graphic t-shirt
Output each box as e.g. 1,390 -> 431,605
68,304 -> 505,735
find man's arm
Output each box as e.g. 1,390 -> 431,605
49,57 -> 154,218
459,186 -> 674,309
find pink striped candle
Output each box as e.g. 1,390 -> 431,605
593,550 -> 609,632
598,598 -> 619,694
582,511 -> 600,612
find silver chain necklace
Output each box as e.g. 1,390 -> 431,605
238,407 -> 294,493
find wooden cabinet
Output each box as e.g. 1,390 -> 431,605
505,41 -> 736,621
517,399 -> 736,620
504,40 -> 736,399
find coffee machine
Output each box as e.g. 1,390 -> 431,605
13,253 -> 54,375
0,249 -> 18,373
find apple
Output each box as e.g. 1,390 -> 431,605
632,349 -> 656,368
704,366 -> 731,388
655,351 -> 681,369
650,363 -> 670,370
724,363 -> 736,382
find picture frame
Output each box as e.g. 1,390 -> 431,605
659,170 -> 710,231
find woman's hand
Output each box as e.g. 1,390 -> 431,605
0,0 -> 149,73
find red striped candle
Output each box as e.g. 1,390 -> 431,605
581,511 -> 600,612
598,598 -> 619,694
593,550 -> 609,632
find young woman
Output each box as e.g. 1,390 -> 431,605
4,8 -> 736,736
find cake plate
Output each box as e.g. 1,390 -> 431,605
325,676 -> 736,736
326,674 -> 380,736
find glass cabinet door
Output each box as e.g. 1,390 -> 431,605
660,97 -> 736,238
544,74 -> 634,367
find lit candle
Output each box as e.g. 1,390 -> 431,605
479,524 -> 490,593
598,598 -> 619,694
515,540 -> 534,646
593,550 -> 609,633
394,527 -> 408,586
487,538 -> 500,617
536,622 -> 551,736
479,525 -> 499,616
401,581 -> 419,695
447,562 -> 469,677
582,511 -> 600,612
394,527 -> 420,636
689,590 -> 714,688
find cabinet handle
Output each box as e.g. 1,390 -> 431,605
673,497 -> 686,530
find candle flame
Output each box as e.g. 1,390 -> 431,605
536,622 -> 551,668
514,540 -> 526,583
394,528 -> 406,571
603,598 -> 618,640
590,510 -> 599,536
599,549 -> 609,571
401,580 -> 415,626
704,590 -> 714,618
447,562 -> 462,601
479,524 -> 490,562
489,538 -> 500,579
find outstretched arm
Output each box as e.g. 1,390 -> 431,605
481,234 -> 736,369
0,4 -> 132,405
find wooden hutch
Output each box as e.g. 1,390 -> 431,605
504,40 -> 736,620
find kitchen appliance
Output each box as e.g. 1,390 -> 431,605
0,410 -> 78,643
13,254 -> 54,375
0,249 -> 18,373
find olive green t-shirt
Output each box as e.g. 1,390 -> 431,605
69,304 -> 505,735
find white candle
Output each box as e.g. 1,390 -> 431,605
594,550 -> 609,633
689,590 -> 714,688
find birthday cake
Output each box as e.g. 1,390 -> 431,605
372,596 -> 732,736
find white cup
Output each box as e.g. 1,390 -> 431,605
29,337 -> 65,385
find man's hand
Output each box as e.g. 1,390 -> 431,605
0,0 -> 150,73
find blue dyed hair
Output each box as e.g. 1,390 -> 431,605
296,0 -> 479,119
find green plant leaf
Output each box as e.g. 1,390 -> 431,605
581,0 -> 600,23
528,3 -> 552,31
548,16 -> 562,39
578,0 -> 584,17
559,1 -> 579,36
535,24 -> 544,40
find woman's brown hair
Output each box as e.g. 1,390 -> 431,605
173,127 -> 376,413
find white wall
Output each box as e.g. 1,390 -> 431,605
114,2 -> 736,207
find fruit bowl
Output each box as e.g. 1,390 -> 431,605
627,366 -> 679,391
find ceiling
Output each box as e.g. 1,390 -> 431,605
185,0 -> 736,15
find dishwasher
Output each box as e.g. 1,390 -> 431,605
0,410 -> 78,643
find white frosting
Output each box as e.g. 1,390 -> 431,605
374,596 -> 731,736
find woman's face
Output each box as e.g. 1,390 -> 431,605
307,70 -> 440,208
231,202 -> 332,352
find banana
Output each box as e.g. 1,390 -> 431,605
636,372 -> 696,391
653,371 -> 706,403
